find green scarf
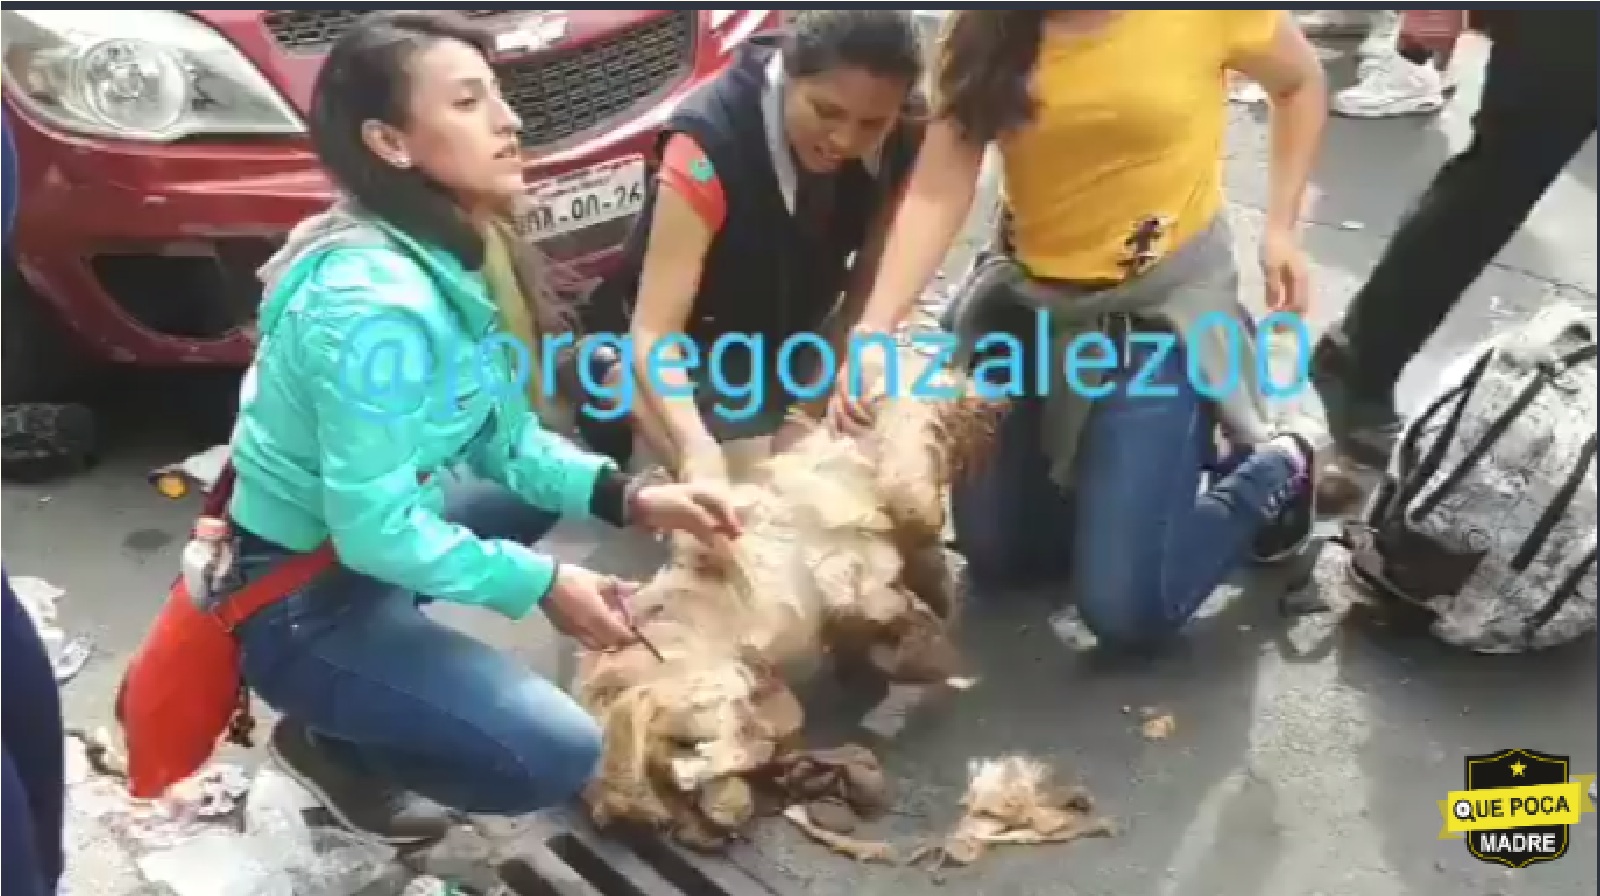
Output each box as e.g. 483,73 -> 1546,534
480,221 -> 550,418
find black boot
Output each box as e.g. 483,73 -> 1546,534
1309,339 -> 1403,469
268,720 -> 456,845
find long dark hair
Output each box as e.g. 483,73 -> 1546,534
309,11 -> 496,269
781,10 -> 924,86
782,10 -> 928,127
933,11 -> 1047,145
309,11 -> 578,359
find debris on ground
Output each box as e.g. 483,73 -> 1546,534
67,727 -> 127,781
61,729 -> 411,896
53,636 -> 94,683
772,745 -> 893,823
64,731 -> 252,851
783,805 -> 897,865
908,757 -> 1118,875
1047,608 -> 1099,652
1139,709 -> 1177,742
139,766 -> 399,896
169,763 -> 253,820
10,575 -> 96,683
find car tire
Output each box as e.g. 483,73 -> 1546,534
2,262 -> 90,405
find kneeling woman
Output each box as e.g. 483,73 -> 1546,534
226,14 -> 737,843
833,11 -> 1328,651
579,10 -> 925,483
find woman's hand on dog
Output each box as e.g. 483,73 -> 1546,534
827,329 -> 891,435
629,480 -> 744,546
545,565 -> 638,652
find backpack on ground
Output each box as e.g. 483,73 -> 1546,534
1344,302 -> 1597,654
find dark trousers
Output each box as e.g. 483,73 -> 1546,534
1334,11 -> 1598,403
2,572 -> 65,896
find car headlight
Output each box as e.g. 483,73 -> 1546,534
2,10 -> 302,142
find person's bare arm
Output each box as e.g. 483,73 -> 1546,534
827,118 -> 985,431
629,185 -> 721,472
856,118 -> 987,334
1231,14 -> 1326,238
789,181 -> 906,424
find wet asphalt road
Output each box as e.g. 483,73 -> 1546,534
3,36 -> 1595,896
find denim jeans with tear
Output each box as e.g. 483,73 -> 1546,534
234,475 -> 601,816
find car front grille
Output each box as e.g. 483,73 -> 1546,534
261,10 -> 697,150
498,11 -> 696,149
262,10 -> 504,52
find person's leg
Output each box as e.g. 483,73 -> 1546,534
1358,11 -> 1452,72
1336,11 -> 1448,121
951,395 -> 1076,590
1317,12 -> 1599,465
239,478 -> 592,841
1070,332 -> 1309,651
944,262 -> 1077,590
1,573 -> 63,892
1357,10 -> 1404,60
254,595 -> 601,818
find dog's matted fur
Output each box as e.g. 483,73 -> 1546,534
574,350 -> 1004,848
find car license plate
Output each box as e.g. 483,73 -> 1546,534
518,155 -> 647,242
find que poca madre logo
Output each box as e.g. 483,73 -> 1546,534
1438,749 -> 1596,870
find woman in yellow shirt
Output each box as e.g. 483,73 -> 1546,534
830,11 -> 1327,651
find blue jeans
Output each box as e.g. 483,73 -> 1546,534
234,477 -> 601,816
953,333 -> 1299,650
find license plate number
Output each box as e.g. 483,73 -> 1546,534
518,155 -> 647,242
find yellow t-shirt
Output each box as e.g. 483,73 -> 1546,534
999,10 -> 1282,282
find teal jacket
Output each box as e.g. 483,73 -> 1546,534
230,209 -> 615,620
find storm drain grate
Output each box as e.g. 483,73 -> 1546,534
494,807 -> 807,896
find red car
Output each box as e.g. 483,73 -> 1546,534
1,9 -> 783,404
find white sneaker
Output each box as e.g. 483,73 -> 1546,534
1334,54 -> 1447,119
1357,53 -> 1459,95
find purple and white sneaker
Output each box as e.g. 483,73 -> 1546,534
1253,432 -> 1321,565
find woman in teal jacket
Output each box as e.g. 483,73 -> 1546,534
225,13 -> 739,844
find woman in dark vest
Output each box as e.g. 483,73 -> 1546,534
579,10 -> 924,484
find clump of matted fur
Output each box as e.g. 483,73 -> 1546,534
908,757 -> 1119,873
574,351 -> 1005,849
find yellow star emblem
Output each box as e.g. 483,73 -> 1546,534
1510,761 -> 1528,777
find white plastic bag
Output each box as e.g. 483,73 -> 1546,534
10,575 -> 94,682
139,768 -> 399,896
